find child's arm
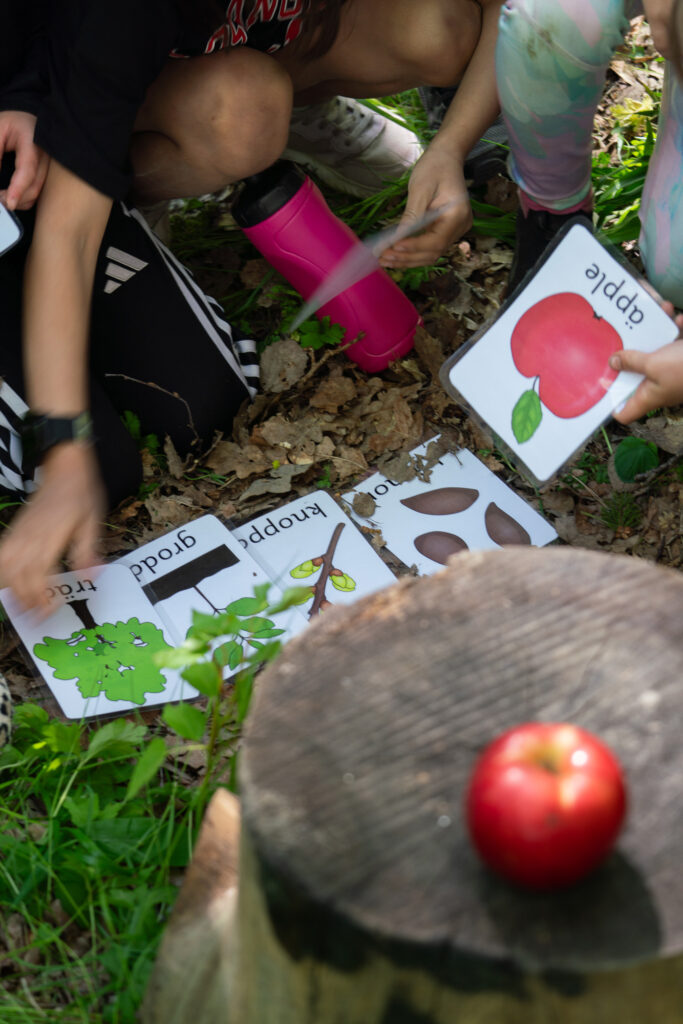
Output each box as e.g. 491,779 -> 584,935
380,0 -> 504,268
610,336 -> 683,423
0,159 -> 112,614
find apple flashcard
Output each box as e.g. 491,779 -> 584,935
232,490 -> 397,618
342,442 -> 557,576
0,565 -> 195,720
440,222 -> 680,482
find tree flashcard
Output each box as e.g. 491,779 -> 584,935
342,442 -> 557,576
1,565 -> 193,719
232,491 -> 396,618
116,515 -> 307,647
440,222 -> 680,482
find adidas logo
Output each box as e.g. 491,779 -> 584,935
103,247 -> 148,294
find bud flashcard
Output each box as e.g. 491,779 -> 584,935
343,441 -> 557,576
232,490 -> 396,618
440,222 -> 680,483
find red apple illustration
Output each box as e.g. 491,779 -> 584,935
510,293 -> 623,443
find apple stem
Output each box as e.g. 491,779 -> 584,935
533,376 -> 540,392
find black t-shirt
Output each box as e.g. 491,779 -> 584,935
0,2 -> 48,117
1,0 -> 304,200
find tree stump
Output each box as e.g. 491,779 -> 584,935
143,546 -> 683,1023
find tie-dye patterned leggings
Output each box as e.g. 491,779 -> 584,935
497,0 -> 683,306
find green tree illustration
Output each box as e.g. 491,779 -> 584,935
34,617 -> 172,705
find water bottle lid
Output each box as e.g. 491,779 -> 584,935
232,160 -> 307,228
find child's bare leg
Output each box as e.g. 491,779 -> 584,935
129,48 -> 293,205
275,0 -> 481,100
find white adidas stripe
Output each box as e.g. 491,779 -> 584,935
103,245 -> 149,294
123,205 -> 259,397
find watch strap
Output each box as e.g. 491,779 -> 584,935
20,411 -> 94,470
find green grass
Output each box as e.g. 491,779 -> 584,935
0,591 -> 290,1021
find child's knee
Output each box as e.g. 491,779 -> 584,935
203,50 -> 293,179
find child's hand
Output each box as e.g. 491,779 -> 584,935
610,329 -> 683,424
378,146 -> 471,268
0,110 -> 49,211
0,444 -> 104,615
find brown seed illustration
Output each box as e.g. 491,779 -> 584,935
484,502 -> 531,546
414,531 -> 469,565
401,487 -> 479,515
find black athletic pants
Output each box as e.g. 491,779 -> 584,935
0,194 -> 259,508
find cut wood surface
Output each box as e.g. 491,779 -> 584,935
144,546 -> 683,1023
235,546 -> 683,1022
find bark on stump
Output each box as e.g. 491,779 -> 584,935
145,546 -> 683,1023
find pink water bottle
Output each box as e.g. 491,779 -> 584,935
232,161 -> 420,372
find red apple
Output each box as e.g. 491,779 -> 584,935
510,293 -> 623,441
465,722 -> 627,889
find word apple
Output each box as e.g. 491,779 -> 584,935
465,722 -> 627,889
510,293 -> 623,443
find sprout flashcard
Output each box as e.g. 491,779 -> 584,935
1,565 -> 194,720
232,490 -> 396,618
440,222 -> 680,483
116,515 -> 307,648
342,442 -> 557,576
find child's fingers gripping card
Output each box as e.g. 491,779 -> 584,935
440,222 -> 680,483
343,442 -> 557,576
231,490 -> 397,619
116,515 -> 308,653
0,565 -> 194,720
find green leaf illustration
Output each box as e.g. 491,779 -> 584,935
290,559 -> 318,579
34,618 -> 171,705
330,573 -> 357,593
512,389 -> 543,443
613,436 -> 659,482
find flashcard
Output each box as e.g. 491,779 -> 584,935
116,514 -> 307,648
232,490 -> 397,618
0,203 -> 22,258
342,442 -> 557,576
440,222 -> 680,483
0,565 -> 195,720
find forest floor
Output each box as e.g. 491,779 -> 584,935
0,17 -> 682,1022
2,18 -> 681,715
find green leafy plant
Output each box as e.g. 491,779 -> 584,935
600,492 -> 643,532
0,585 -> 303,1021
613,436 -> 660,481
121,410 -> 162,462
296,315 -> 347,350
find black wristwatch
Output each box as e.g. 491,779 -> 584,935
20,411 -> 94,471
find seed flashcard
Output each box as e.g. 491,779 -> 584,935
232,490 -> 397,618
342,443 -> 557,576
117,515 -> 307,647
440,222 -> 679,482
1,565 -> 194,720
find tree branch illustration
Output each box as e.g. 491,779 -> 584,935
308,522 -> 345,619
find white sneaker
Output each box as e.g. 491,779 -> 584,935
283,96 -> 424,198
